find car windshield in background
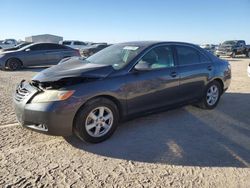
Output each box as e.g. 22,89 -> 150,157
222,41 -> 236,45
18,43 -> 34,51
84,44 -> 144,70
63,41 -> 71,45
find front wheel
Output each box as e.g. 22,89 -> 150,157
198,81 -> 222,109
74,98 -> 119,143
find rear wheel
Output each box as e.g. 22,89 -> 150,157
231,51 -> 236,58
246,50 -> 250,58
74,98 -> 119,143
6,58 -> 22,71
198,81 -> 222,109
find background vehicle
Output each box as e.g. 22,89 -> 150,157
13,41 -> 231,143
248,63 -> 250,77
216,40 -> 250,58
80,43 -> 110,57
200,44 -> 216,55
0,42 -> 32,52
59,40 -> 90,50
0,39 -> 18,49
0,43 -> 80,70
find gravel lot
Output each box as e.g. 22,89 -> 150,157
0,58 -> 250,187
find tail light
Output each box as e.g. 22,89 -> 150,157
76,49 -> 81,56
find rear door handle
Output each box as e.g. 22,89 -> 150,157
170,71 -> 177,78
207,65 -> 213,71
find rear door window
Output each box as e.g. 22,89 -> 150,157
30,44 -> 51,51
176,46 -> 201,65
47,44 -> 67,50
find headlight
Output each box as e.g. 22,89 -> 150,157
32,90 -> 75,103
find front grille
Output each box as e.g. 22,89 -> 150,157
15,84 -> 30,102
218,47 -> 232,52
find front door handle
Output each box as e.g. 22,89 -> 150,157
170,71 -> 177,78
207,65 -> 213,71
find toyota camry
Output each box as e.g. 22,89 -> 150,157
13,41 -> 231,143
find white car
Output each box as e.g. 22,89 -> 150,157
59,40 -> 91,50
200,44 -> 216,55
0,39 -> 18,50
248,63 -> 250,77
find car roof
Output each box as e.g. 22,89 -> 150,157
17,42 -> 67,51
118,41 -> 199,48
62,40 -> 84,42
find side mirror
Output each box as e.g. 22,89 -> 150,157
134,61 -> 151,71
25,48 -> 30,52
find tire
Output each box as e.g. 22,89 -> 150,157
246,50 -> 250,58
6,58 -> 22,71
231,51 -> 236,58
74,98 -> 119,143
198,81 -> 222,110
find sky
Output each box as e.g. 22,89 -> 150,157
1,0 -> 250,44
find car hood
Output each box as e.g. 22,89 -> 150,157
32,57 -> 115,82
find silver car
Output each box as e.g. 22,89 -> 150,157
248,63 -> 250,77
0,43 -> 80,70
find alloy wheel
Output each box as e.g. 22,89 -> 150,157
85,106 -> 114,137
206,85 -> 219,106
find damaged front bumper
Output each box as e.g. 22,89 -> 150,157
13,81 -> 75,136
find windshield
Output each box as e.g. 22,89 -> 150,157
84,43 -> 145,70
16,43 -> 30,48
222,41 -> 236,45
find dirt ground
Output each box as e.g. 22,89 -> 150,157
0,58 -> 250,187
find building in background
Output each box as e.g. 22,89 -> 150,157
25,34 -> 63,43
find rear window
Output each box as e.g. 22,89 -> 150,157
62,41 -> 71,45
74,41 -> 86,45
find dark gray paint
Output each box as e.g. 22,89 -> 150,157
13,41 -> 231,136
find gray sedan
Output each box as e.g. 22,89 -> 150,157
13,41 -> 231,143
0,43 -> 80,70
